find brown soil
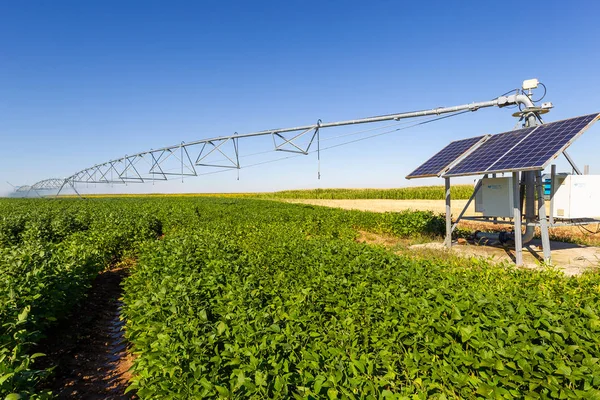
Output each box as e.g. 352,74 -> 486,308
283,198 -> 472,214
356,230 -> 404,247
35,263 -> 136,399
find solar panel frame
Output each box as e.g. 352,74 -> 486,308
443,113 -> 600,177
440,126 -> 537,177
405,135 -> 489,179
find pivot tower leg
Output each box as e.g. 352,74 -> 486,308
536,171 -> 552,263
512,172 -> 523,266
445,178 -> 452,248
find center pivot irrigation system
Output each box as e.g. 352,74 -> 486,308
18,78 -> 600,265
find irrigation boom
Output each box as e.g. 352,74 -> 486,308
17,84 -> 543,197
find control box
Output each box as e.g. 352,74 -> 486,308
552,175 -> 600,218
475,177 -> 514,217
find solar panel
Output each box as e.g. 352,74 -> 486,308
440,126 -> 537,177
488,113 -> 600,172
444,113 -> 600,177
406,135 -> 487,179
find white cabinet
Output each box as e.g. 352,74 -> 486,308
552,175 -> 600,218
475,177 -> 514,217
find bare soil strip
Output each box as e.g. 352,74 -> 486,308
283,198 -> 473,214
35,266 -> 136,399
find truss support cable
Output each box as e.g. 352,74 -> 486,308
317,119 -> 321,180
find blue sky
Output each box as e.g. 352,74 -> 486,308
2,0 -> 600,195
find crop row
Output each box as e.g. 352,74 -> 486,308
0,198 -> 442,398
121,198 -> 600,399
2,197 -> 599,399
253,186 -> 474,200
0,200 -> 163,398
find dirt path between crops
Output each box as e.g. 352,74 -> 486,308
283,198 -> 474,214
36,264 -> 136,399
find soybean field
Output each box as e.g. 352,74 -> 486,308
1,197 -> 599,399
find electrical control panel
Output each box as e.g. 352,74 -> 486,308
475,177 -> 514,217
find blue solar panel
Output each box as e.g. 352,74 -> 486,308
444,113 -> 600,177
442,126 -> 536,177
406,135 -> 487,179
488,114 -> 599,172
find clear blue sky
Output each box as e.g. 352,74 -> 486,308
2,0 -> 600,195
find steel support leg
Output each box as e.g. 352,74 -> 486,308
563,150 -> 582,175
445,178 -> 452,248
512,172 -> 523,265
451,178 -> 482,233
70,182 -> 83,199
524,170 -> 536,239
56,179 -> 68,198
549,164 -> 556,226
536,172 -> 552,263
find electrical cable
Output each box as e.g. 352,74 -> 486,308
496,88 -> 520,98
316,110 -> 471,152
530,82 -> 547,103
319,117 -> 433,143
577,223 -> 600,235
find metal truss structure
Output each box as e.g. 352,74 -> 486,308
15,178 -> 66,197
19,89 -> 536,197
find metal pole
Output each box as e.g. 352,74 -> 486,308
160,99 -> 505,145
523,111 -> 538,243
69,180 -> 84,200
536,171 -> 552,263
451,178 -> 483,233
445,178 -> 452,248
55,179 -> 68,198
317,120 -> 321,179
512,172 -> 523,266
550,164 -> 556,226
490,174 -> 497,224
525,171 -> 536,231
563,150 -> 582,175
